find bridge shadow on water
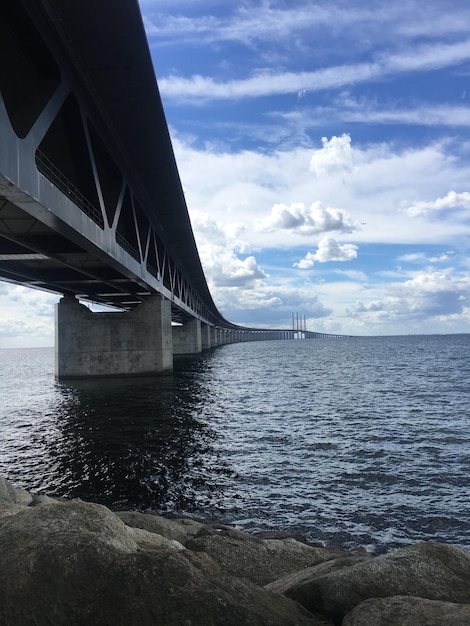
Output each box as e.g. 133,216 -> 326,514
44,352 -> 234,514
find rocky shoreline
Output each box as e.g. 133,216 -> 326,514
1,476 -> 469,625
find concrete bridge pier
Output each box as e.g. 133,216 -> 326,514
201,323 -> 212,351
172,318 -> 202,355
55,295 -> 173,379
211,327 -> 219,347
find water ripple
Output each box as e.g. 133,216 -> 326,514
1,335 -> 469,553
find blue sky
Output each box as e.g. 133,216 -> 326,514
2,0 -> 470,346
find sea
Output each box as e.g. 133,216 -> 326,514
1,334 -> 469,554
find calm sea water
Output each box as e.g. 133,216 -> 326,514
1,335 -> 469,553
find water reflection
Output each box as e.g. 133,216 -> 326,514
33,353 -> 234,513
2,339 -> 469,552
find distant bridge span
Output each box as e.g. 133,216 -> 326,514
0,1 -> 346,377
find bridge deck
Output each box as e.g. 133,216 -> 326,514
0,1 -> 349,341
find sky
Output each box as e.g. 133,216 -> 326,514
2,0 -> 470,347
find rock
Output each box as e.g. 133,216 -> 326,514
2,475 -> 469,625
116,510 -> 196,545
272,542 -> 470,624
125,525 -> 185,551
0,498 -> 325,625
0,477 -> 35,506
187,524 -> 345,586
0,503 -> 27,518
10,486 -> 33,506
0,477 -> 13,503
0,477 -> 34,509
266,554 -> 375,594
30,493 -> 60,506
342,595 -> 470,625
172,515 -> 206,539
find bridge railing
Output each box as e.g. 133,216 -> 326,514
35,150 -> 104,229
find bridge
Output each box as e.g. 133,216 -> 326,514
0,1 -> 344,378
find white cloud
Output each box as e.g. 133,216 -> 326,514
158,63 -> 381,102
223,281 -> 333,325
143,2 -> 470,69
294,237 -> 358,268
0,285 -> 58,347
156,37 -> 470,103
347,272 -> 470,327
294,252 -> 316,269
190,210 -> 267,291
309,134 -> 356,177
397,252 -> 427,263
141,3 -> 387,46
397,251 -> 455,264
190,209 -> 253,253
255,200 -> 356,235
385,39 -> 470,74
171,133 -> 470,331
279,98 -> 470,130
429,253 -> 453,263
312,237 -> 359,263
213,253 -> 268,286
174,131 -> 470,247
406,190 -> 470,217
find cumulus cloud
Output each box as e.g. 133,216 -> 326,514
190,211 -> 267,289
198,243 -> 268,287
187,208 -> 335,323
256,201 -> 356,235
168,131 -> 470,332
294,252 -> 316,269
313,237 -> 359,262
294,237 -> 358,268
219,286 -> 283,312
191,210 -> 253,254
0,285 -> 58,347
347,272 -> 469,324
310,134 -> 356,177
406,190 -> 470,217
218,282 -> 332,325
216,254 -> 268,287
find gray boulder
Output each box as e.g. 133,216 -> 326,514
187,524 -> 348,586
0,499 -> 325,625
342,595 -> 470,625
269,542 -> 470,623
116,510 -> 203,545
266,554 -> 374,594
0,477 -> 33,506
30,493 -> 60,506
0,477 -> 13,503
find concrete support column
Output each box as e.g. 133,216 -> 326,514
201,323 -> 212,350
172,318 -> 202,355
55,295 -> 173,379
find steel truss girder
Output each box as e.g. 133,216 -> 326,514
0,0 -> 226,327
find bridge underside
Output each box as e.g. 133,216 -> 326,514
0,0 -> 222,325
0,189 -> 151,310
0,1 -> 346,378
